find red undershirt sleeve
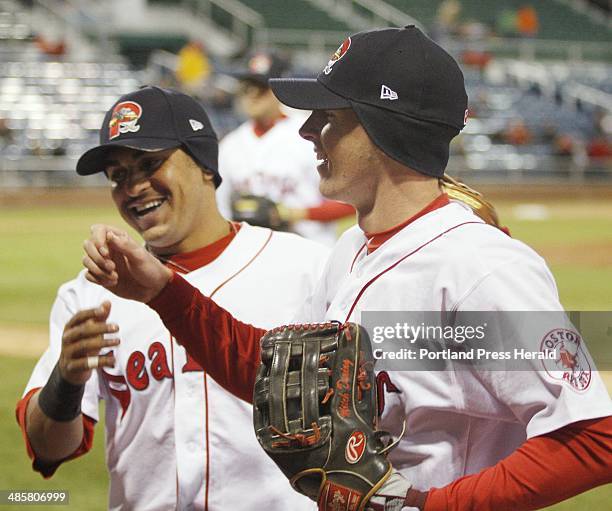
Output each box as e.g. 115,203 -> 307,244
306,201 -> 355,222
424,416 -> 612,511
15,388 -> 96,478
147,272 -> 267,403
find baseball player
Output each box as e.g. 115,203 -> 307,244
82,28 -> 612,510
217,50 -> 354,246
16,86 -> 328,510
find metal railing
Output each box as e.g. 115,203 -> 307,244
183,0 -> 264,46
443,36 -> 612,63
33,0 -> 115,57
307,0 -> 421,30
255,28 -> 350,52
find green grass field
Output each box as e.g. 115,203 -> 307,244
0,195 -> 610,509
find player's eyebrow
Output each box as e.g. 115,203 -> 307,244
104,148 -> 174,170
103,152 -> 143,167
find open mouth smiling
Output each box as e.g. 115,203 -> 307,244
130,198 -> 167,218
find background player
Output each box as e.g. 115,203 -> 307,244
82,28 -> 612,510
217,50 -> 354,246
16,86 -> 327,510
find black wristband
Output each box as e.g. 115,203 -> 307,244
37,363 -> 85,422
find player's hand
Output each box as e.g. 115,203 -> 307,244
83,224 -> 173,303
366,469 -> 418,511
59,302 -> 120,386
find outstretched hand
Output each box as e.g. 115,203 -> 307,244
83,224 -> 173,303
59,302 -> 119,385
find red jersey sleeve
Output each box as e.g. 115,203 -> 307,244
424,416 -> 612,511
147,272 -> 267,403
15,388 -> 96,478
306,201 -> 355,222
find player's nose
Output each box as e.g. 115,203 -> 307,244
124,171 -> 151,197
299,111 -> 324,143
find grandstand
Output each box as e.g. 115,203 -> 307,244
385,0 -> 610,41
0,0 -> 610,186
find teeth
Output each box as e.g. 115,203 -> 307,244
317,158 -> 328,165
133,200 -> 163,214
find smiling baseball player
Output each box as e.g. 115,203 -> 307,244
82,29 -> 612,511
16,87 -> 327,510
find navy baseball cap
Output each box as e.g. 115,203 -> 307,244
234,51 -> 289,87
76,86 -> 221,187
269,26 -> 468,177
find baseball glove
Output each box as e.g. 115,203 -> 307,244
231,194 -> 288,230
441,174 -> 509,234
254,322 -> 395,510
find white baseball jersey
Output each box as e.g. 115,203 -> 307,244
23,224 -> 327,510
295,199 -> 612,491
217,116 -> 338,246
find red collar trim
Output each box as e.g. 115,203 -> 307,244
365,194 -> 450,253
165,222 -> 241,273
253,113 -> 288,138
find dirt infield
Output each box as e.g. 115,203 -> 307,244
476,183 -> 612,201
0,187 -> 111,208
1,323 -> 48,358
536,241 -> 612,267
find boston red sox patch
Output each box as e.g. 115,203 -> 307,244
541,328 -> 591,391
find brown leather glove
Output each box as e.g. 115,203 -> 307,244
254,322 -> 402,510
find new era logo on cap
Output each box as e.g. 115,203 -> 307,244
380,85 -> 398,101
189,119 -> 204,131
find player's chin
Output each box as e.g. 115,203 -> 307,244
318,178 -> 341,201
140,221 -> 170,241
317,161 -> 333,189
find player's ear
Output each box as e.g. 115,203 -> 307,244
198,168 -> 218,190
201,169 -> 215,183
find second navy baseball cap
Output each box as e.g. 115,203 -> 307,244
269,26 -> 468,177
234,50 -> 289,87
76,86 -> 221,187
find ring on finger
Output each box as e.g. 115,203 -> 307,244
87,355 -> 99,369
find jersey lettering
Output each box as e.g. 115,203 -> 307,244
101,341 -> 214,416
148,342 -> 173,380
100,357 -> 131,418
126,351 -> 149,391
182,351 -> 204,373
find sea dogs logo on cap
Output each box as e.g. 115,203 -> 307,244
541,328 -> 591,391
109,101 -> 142,140
323,37 -> 351,75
